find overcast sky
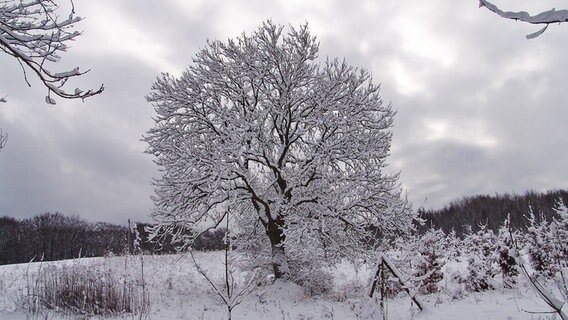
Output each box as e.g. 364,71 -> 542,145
1,0 -> 567,224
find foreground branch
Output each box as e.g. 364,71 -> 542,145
479,0 -> 568,38
0,0 -> 104,103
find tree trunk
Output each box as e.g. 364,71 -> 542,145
266,218 -> 289,279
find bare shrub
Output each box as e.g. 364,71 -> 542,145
190,210 -> 260,320
291,267 -> 334,298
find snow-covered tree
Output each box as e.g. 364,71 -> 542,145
520,200 -> 568,320
478,0 -> 568,39
494,216 -> 519,289
526,207 -> 556,277
0,0 -> 103,103
549,199 -> 568,320
445,229 -> 462,259
524,200 -> 568,278
464,225 -> 497,291
550,199 -> 568,269
413,228 -> 445,294
144,21 -> 413,279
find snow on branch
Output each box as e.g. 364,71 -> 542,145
0,0 -> 104,103
479,0 -> 568,39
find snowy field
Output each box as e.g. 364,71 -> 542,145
0,252 -> 562,320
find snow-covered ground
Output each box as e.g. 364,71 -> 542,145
0,252 -> 562,319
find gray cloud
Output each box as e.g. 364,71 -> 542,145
1,0 -> 567,224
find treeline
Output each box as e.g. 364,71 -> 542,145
0,212 -> 226,266
0,212 -> 127,265
419,189 -> 568,235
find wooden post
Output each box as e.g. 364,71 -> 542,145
369,254 -> 383,296
370,254 -> 426,313
380,259 -> 386,320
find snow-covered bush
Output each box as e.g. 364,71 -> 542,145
550,200 -> 568,307
390,234 -> 417,269
526,208 -> 557,277
465,256 -> 494,292
464,225 -> 496,292
383,270 -> 406,298
494,217 -> 519,289
385,235 -> 417,297
291,267 -> 334,297
550,199 -> 568,270
523,199 -> 568,279
446,269 -> 467,300
413,228 -> 445,294
517,201 -> 568,320
445,229 -> 462,259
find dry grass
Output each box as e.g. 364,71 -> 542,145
24,258 -> 150,317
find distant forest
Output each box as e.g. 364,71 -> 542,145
0,213 -> 127,265
0,212 -> 225,265
418,189 -> 568,235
